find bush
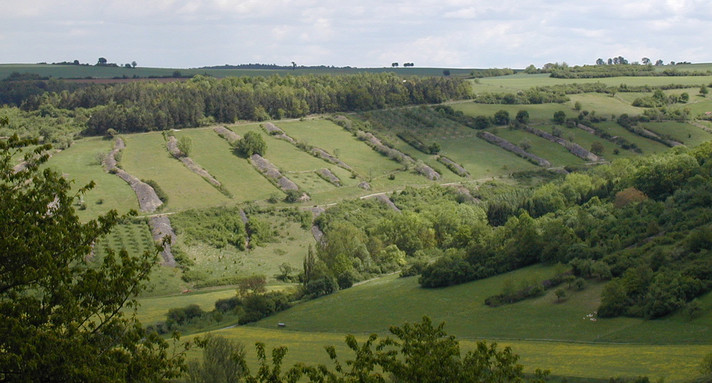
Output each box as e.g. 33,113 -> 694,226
235,131 -> 266,157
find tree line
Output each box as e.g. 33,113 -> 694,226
10,73 -> 471,135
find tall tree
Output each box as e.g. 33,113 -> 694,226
0,134 -> 186,381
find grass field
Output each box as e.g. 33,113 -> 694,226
473,73 -> 712,93
172,127 -> 278,201
43,136 -> 138,220
177,265 -> 712,381
179,324 -> 709,382
490,126 -> 585,167
592,122 -> 671,154
450,102 -> 577,122
641,121 -> 712,146
121,132 -> 231,212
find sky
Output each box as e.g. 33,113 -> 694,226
1,0 -> 711,69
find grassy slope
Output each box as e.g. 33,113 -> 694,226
173,127 -> 278,201
641,121 -> 712,146
121,132 -> 231,212
43,136 -> 138,220
490,126 -> 585,167
199,266 -> 712,381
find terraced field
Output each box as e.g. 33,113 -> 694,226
42,136 -> 138,220
121,132 -> 231,211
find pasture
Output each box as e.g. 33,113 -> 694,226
199,266 -> 712,381
43,136 -> 138,220
121,132 -> 231,211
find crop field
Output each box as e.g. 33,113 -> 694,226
172,128 -> 278,202
43,136 -> 138,220
121,132 -> 231,211
93,220 -> 155,259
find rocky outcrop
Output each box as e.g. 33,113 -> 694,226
316,168 -> 342,186
437,156 -> 469,177
214,126 -> 241,144
149,215 -> 177,266
250,154 -> 299,191
357,131 -> 441,180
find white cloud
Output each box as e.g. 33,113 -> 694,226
0,0 -> 710,67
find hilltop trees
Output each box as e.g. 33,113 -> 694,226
0,134 -> 186,381
18,73 -> 472,135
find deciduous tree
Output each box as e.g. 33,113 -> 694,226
0,134 -> 186,381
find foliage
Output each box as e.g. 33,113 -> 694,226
0,135 -> 185,381
187,334 -> 247,383
14,73 -> 471,135
178,135 -> 193,157
205,317 -> 546,383
172,207 -> 248,250
236,131 -> 267,157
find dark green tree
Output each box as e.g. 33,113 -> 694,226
515,110 -> 529,124
553,110 -> 567,124
0,135 -> 186,381
493,110 -> 510,126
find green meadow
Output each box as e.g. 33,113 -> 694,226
24,68 -> 712,381
121,132 -> 231,211
43,136 -> 138,220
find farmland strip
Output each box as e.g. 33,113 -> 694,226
166,136 -> 223,189
357,131 -> 441,180
103,138 -> 163,213
476,131 -> 551,167
524,126 -> 602,162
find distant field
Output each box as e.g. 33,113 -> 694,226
450,102 -> 577,122
0,63 -> 474,80
474,73 -> 712,92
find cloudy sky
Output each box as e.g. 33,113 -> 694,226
1,0 -> 710,69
